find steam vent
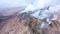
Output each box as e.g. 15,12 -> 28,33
0,0 -> 60,34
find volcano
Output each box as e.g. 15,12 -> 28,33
0,8 -> 60,34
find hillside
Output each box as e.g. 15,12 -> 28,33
0,8 -> 60,34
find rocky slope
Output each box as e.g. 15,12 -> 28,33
0,8 -> 60,34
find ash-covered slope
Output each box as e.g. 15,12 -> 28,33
0,8 -> 60,34
0,12 -> 32,34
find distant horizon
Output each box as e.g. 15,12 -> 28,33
0,6 -> 25,12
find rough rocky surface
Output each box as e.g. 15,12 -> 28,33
0,8 -> 60,34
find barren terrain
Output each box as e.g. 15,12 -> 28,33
0,8 -> 60,34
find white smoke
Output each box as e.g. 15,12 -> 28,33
20,0 -> 60,20
20,0 -> 60,29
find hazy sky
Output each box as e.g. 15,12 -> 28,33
0,0 -> 60,9
0,0 -> 31,8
